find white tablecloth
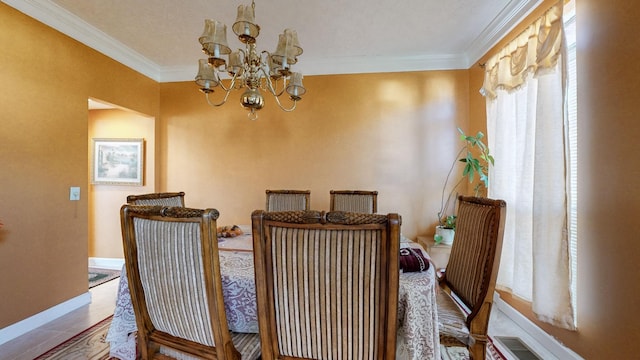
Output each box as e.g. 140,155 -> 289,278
106,233 -> 440,360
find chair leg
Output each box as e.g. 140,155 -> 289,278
470,339 -> 487,360
139,337 -> 160,360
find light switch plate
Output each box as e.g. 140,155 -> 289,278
70,187 -> 80,201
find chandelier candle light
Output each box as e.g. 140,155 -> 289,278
195,0 -> 306,120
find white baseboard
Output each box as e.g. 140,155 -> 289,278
1,258 -> 125,346
493,293 -> 583,360
0,292 -> 91,346
89,257 -> 125,270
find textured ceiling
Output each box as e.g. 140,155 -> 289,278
4,0 -> 541,82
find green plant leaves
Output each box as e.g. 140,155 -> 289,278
457,128 -> 491,188
439,127 -> 495,225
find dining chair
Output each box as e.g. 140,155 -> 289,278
265,189 -> 310,211
251,209 -> 401,360
126,191 -> 186,207
329,190 -> 378,213
436,195 -> 507,360
120,205 -> 260,360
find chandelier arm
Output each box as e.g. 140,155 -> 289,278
271,79 -> 287,97
260,66 -> 286,97
272,95 -> 298,112
205,86 -> 234,107
217,72 -> 239,92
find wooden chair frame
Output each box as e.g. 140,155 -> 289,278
126,191 -> 186,207
438,196 -> 507,360
329,190 -> 378,213
252,210 -> 400,360
120,205 -> 242,360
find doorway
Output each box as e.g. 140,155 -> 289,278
88,98 -> 155,267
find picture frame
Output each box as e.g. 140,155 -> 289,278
91,138 -> 144,186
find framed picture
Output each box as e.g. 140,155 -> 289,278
91,138 -> 144,185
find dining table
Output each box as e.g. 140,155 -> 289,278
106,225 -> 441,360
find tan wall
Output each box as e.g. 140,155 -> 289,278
88,109 -> 156,258
0,3 -> 159,328
469,0 -> 640,358
574,0 -> 640,357
0,1 -> 469,329
159,71 -> 470,239
7,0 -> 640,357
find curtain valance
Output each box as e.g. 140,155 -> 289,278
481,2 -> 564,99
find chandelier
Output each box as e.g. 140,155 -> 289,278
195,0 -> 306,120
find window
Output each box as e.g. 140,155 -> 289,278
565,0 -> 577,323
481,0 -> 577,330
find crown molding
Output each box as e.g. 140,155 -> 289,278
159,53 -> 469,82
4,0 -> 542,82
298,54 -> 469,76
465,0 -> 543,66
2,0 -> 162,81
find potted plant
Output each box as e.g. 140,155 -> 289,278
434,127 -> 494,245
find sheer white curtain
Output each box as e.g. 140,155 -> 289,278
481,1 -> 575,330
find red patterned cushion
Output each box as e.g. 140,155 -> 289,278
399,247 -> 430,272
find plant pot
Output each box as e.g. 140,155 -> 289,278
435,226 -> 455,245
